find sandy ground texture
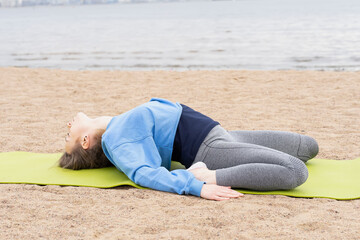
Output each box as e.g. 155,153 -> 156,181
0,67 -> 359,239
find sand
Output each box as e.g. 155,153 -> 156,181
0,67 -> 359,239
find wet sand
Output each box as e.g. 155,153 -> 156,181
0,67 -> 359,239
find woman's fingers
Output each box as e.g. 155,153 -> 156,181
218,188 -> 244,198
200,184 -> 245,201
214,192 -> 243,201
224,192 -> 243,197
214,191 -> 242,201
220,192 -> 242,198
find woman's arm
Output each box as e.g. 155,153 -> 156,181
105,136 -> 243,200
105,136 -> 205,196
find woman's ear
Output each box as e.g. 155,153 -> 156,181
81,135 -> 90,150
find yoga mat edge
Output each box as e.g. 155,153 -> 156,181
1,152 -> 359,200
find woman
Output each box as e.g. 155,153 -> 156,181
59,98 -> 319,201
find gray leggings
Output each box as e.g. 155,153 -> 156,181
192,125 -> 319,191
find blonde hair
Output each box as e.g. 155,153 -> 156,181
58,129 -> 112,170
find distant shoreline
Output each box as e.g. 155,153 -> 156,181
0,0 -> 201,8
2,66 -> 360,72
2,0 -> 359,71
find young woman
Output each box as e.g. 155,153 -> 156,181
60,98 -> 319,201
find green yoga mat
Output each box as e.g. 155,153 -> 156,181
0,152 -> 359,200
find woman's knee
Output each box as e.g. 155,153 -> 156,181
298,135 -> 319,162
283,156 -> 309,189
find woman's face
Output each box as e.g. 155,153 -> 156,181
65,112 -> 90,153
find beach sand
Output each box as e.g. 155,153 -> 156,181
0,67 -> 359,239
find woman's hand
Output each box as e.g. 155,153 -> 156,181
200,184 -> 244,201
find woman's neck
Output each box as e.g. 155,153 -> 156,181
92,116 -> 113,131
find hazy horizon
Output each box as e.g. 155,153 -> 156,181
1,0 -> 359,71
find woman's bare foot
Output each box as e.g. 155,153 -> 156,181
187,162 -> 217,184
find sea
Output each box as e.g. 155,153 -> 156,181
0,0 -> 360,71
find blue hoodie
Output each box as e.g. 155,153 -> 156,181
101,98 -> 205,197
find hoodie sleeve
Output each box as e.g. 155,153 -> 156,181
103,135 -> 205,197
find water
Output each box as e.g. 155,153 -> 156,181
1,0 -> 360,71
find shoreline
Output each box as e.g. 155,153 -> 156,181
3,66 -> 360,72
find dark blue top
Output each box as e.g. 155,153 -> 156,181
171,104 -> 220,168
